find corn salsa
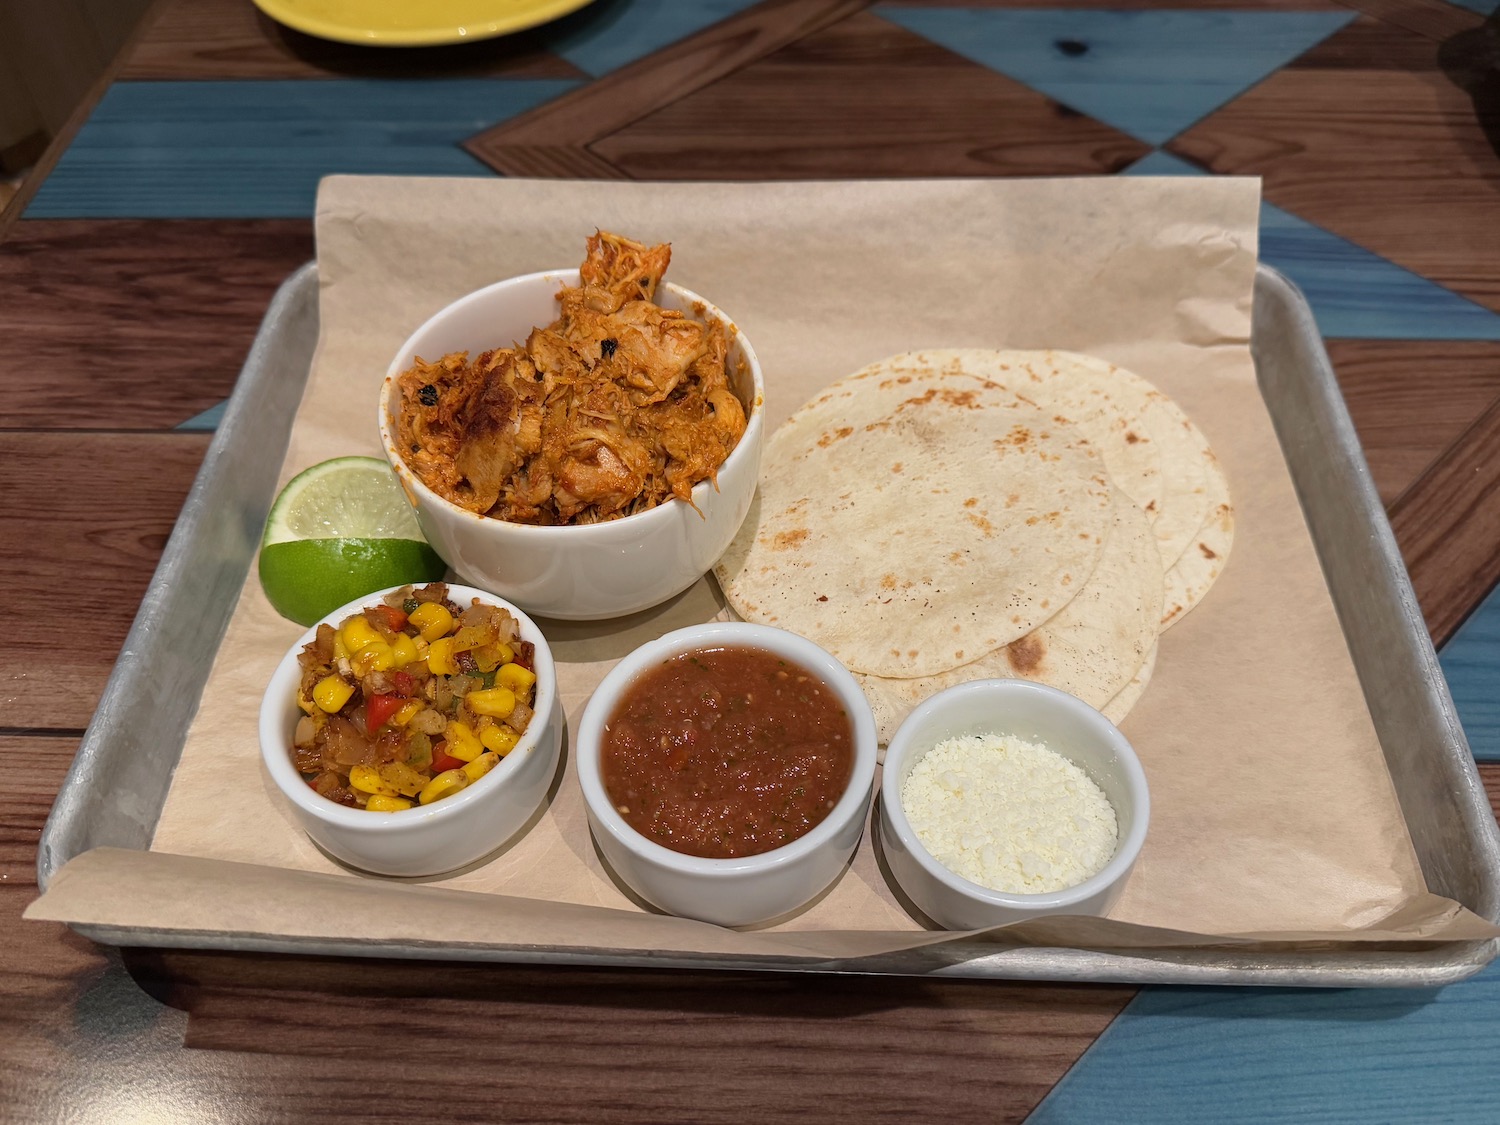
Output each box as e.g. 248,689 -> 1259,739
292,583 -> 537,811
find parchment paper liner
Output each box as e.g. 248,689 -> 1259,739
30,176 -> 1499,953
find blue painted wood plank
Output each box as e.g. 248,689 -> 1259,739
1441,581 -> 1500,762
25,79 -> 578,219
543,0 -> 762,77
175,400 -> 227,432
1126,151 -> 1500,340
879,8 -> 1355,145
1029,963 -> 1500,1124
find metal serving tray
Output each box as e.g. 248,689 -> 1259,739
36,262 -> 1500,987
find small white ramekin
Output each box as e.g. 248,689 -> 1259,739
576,622 -> 879,927
259,584 -> 563,877
879,679 -> 1150,930
378,269 -> 764,621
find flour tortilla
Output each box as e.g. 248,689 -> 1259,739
1102,641 -> 1157,726
855,350 -> 1218,570
853,499 -> 1163,742
1161,451 -> 1234,628
714,369 -> 1114,678
859,350 -> 1166,531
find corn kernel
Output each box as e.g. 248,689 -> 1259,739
427,636 -> 460,676
366,794 -> 413,813
462,751 -> 500,783
408,602 -> 454,642
480,725 -> 520,756
296,692 -> 316,715
312,674 -> 355,713
445,720 -> 484,762
349,764 -> 397,796
419,768 -> 468,805
350,639 -> 395,677
390,634 -> 419,668
340,616 -> 382,654
466,687 -> 516,719
497,663 -> 537,696
379,761 -> 425,797
392,699 -> 424,727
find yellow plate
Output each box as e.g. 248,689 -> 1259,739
252,0 -> 597,47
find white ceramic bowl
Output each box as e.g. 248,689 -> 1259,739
259,584 -> 563,877
576,622 -> 879,927
378,269 -> 765,621
878,679 -> 1149,930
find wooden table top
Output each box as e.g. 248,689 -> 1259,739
5,0 -> 1500,1120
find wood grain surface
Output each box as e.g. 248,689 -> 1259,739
465,0 -> 873,177
1389,392 -> 1500,646
124,0 -> 586,80
8,0 -> 1500,1120
0,220 -> 313,429
0,433 -> 209,730
1170,15 -> 1500,312
1326,340 -> 1500,505
591,11 -> 1147,179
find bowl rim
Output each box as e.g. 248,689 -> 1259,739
880,678 -> 1151,911
376,269 -> 765,538
258,582 -> 558,833
576,621 -> 879,876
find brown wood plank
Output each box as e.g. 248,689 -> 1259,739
0,219 -> 312,430
465,0 -> 874,177
1169,18 -> 1500,312
124,0 -> 585,80
1330,0 -> 1482,42
151,949 -> 1131,1124
0,433 -> 210,730
1388,391 -> 1500,647
0,734 -> 136,1118
880,0 -> 1345,7
1481,762 -> 1500,825
1328,340 -> 1500,506
592,11 -> 1147,179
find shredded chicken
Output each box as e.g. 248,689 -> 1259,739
396,231 -> 748,525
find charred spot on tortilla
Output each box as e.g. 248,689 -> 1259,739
1006,633 -> 1047,674
817,427 -> 853,447
1200,543 -> 1218,559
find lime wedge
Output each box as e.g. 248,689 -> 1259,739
259,457 -> 447,626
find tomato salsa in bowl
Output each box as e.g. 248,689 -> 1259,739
259,583 -> 563,877
577,622 -> 878,928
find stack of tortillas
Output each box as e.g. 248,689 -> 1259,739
713,349 -> 1233,743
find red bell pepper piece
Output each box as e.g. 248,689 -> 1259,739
431,744 -> 467,774
372,603 -> 409,632
365,692 -> 404,732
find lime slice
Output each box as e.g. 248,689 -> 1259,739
259,457 -> 447,626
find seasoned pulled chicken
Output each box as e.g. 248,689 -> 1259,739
396,231 -> 747,525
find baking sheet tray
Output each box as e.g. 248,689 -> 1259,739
36,261 -> 1500,986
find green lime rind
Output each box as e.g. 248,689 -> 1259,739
259,538 -> 448,627
263,456 -> 424,546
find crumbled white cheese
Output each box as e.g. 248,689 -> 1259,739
901,733 -> 1117,894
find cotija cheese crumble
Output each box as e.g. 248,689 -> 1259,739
901,733 -> 1118,894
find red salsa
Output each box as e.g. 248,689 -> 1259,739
600,645 -> 855,859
